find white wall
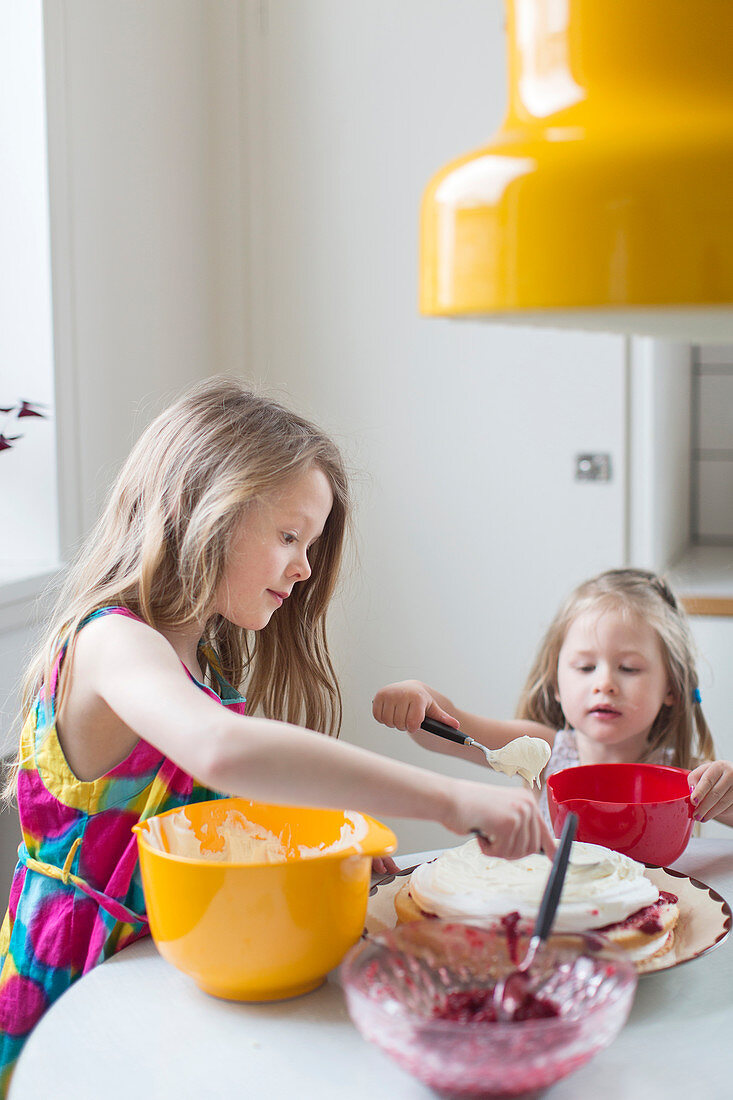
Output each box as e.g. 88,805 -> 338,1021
244,0 -> 633,852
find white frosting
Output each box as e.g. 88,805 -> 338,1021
485,736 -> 551,788
146,808 -> 368,863
298,814 -> 369,858
409,839 -> 659,932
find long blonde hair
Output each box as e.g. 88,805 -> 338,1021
9,378 -> 349,798
516,568 -> 714,769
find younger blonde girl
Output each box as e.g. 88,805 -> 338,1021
373,568 -> 733,828
0,377 -> 552,1093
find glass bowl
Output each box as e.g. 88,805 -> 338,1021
340,919 -> 637,1098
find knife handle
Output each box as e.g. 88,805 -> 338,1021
420,717 -> 470,747
534,812 -> 578,941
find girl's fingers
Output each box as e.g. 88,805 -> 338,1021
692,764 -> 726,811
372,855 -> 400,875
426,701 -> 460,728
405,698 -> 425,734
700,803 -> 723,824
539,816 -> 557,856
520,805 -> 554,860
525,808 -> 543,860
524,814 -> 540,860
393,700 -> 411,730
373,684 -> 454,735
477,817 -> 511,859
494,828 -> 516,861
381,701 -> 398,729
476,813 -> 545,860
690,769 -> 717,808
503,806 -> 531,861
476,833 -> 497,857
712,792 -> 733,821
687,763 -> 707,786
373,696 -> 393,726
698,783 -> 733,822
691,763 -> 733,821
492,835 -> 516,860
373,688 -> 446,733
699,795 -> 723,822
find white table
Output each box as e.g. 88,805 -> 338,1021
10,839 -> 733,1100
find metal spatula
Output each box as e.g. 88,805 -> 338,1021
420,716 -> 496,762
419,717 -> 549,788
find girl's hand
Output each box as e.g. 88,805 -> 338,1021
446,780 -> 556,860
688,760 -> 733,823
371,856 -> 400,876
372,680 -> 459,734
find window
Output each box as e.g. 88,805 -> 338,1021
0,0 -> 58,585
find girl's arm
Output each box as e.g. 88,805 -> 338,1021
687,760 -> 733,828
64,616 -> 556,860
372,679 -> 555,766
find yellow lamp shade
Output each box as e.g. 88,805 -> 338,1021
420,0 -> 733,338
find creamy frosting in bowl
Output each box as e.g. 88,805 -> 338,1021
145,806 -> 369,863
409,839 -> 659,932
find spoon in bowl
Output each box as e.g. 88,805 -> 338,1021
492,811 -> 578,1021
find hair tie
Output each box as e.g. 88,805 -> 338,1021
693,687 -> 702,704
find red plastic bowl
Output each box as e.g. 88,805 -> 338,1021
547,763 -> 694,866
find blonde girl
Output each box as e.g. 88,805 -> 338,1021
0,377 -> 552,1093
373,568 -> 733,829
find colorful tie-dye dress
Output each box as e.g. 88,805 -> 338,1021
0,607 -> 245,1093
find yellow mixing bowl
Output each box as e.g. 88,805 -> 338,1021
133,798 -> 397,1002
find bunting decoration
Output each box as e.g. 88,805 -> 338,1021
17,400 -> 48,419
0,400 -> 51,455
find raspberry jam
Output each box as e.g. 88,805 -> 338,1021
598,889 -> 678,935
428,914 -> 560,1026
501,911 -> 522,965
434,986 -> 560,1025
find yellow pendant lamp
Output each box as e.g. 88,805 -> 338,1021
420,0 -> 733,339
